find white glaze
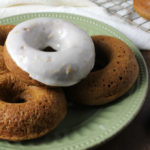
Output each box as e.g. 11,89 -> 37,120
6,18 -> 95,86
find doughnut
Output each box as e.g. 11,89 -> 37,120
65,35 -> 139,105
0,24 -> 67,141
4,18 -> 95,87
0,46 -> 8,74
0,25 -> 14,45
0,72 -> 67,141
0,25 -> 14,75
134,0 -> 150,20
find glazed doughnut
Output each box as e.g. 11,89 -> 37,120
4,18 -> 95,87
0,73 -> 67,141
65,35 -> 139,105
134,0 -> 150,20
0,25 -> 14,45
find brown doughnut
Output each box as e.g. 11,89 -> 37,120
65,35 -> 139,105
3,46 -> 43,86
133,0 -> 150,20
0,73 -> 67,141
0,46 -> 8,74
0,25 -> 67,141
0,25 -> 14,74
0,24 -> 43,86
0,24 -> 38,86
0,25 -> 14,45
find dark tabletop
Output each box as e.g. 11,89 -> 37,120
92,50 -> 150,150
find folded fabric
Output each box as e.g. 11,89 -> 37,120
0,1 -> 149,50
0,0 -> 96,7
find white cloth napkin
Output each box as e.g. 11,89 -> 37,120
0,0 -> 97,7
0,0 -> 149,50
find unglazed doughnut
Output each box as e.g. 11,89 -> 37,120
134,0 -> 150,20
65,35 -> 139,105
0,46 -> 8,74
0,24 -> 67,141
4,18 -> 95,86
0,73 -> 67,141
0,25 -> 14,74
0,25 -> 14,45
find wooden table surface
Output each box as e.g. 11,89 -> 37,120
92,50 -> 150,150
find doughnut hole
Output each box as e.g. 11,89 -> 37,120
41,46 -> 56,52
0,73 -> 27,103
92,40 -> 110,71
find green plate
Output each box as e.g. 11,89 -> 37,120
0,13 -> 148,150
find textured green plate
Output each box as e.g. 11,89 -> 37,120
0,13 -> 148,150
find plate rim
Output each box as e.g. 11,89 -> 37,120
0,12 -> 148,150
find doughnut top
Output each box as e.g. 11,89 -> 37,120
6,18 -> 95,86
134,0 -> 150,20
